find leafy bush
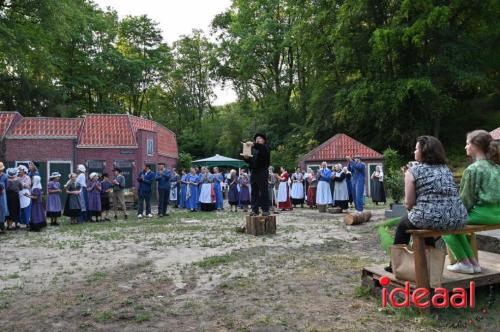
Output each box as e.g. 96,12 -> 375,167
383,148 -> 402,177
383,148 -> 405,203
178,152 -> 193,170
385,173 -> 404,203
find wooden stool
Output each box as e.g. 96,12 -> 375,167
245,215 -> 277,236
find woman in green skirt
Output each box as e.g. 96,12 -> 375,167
444,130 -> 500,274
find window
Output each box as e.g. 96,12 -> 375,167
146,139 -> 154,156
306,165 -> 320,172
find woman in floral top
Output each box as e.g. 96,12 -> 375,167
443,130 -> 500,274
386,136 -> 468,272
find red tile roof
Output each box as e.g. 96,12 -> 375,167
300,133 -> 383,162
129,116 -> 156,133
78,115 -> 137,148
491,127 -> 500,140
0,112 -> 20,138
8,117 -> 82,138
129,115 -> 178,157
156,125 -> 178,157
1,112 -> 178,156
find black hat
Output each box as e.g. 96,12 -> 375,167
254,133 -> 267,142
113,168 -> 122,173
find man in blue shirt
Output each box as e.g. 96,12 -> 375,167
347,155 -> 366,212
137,164 -> 155,218
156,163 -> 171,217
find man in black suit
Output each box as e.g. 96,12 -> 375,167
244,133 -> 271,216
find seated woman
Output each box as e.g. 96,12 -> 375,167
386,136 -> 468,272
443,130 -> 500,274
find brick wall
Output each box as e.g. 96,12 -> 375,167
5,138 -> 74,162
136,129 -> 158,168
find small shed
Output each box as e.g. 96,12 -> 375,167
299,133 -> 384,196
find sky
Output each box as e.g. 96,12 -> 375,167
93,0 -> 237,106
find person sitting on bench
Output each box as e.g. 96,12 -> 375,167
443,130 -> 500,274
385,136 -> 468,272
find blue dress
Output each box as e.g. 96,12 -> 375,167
0,181 -> 6,225
179,174 -> 187,209
349,161 -> 365,212
0,173 -> 9,218
87,180 -> 102,216
227,175 -> 239,206
196,173 -> 202,209
213,173 -> 224,209
185,174 -> 199,211
46,181 -> 62,217
30,188 -> 46,231
239,175 -> 251,204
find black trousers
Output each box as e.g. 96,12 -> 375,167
251,169 -> 269,213
158,188 -> 170,215
394,215 -> 436,246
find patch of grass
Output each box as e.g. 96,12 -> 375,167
0,291 -> 11,310
86,271 -> 107,283
353,286 -> 371,299
94,309 -> 115,322
134,312 -> 151,322
194,253 -> 239,268
377,217 -> 401,254
0,272 -> 20,281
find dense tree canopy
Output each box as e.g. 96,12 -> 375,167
1,0 -> 498,168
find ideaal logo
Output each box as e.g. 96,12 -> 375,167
379,276 -> 475,309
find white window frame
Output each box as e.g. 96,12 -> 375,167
305,164 -> 321,171
146,139 -> 154,156
15,161 -> 31,168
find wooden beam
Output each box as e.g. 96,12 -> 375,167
407,224 -> 500,238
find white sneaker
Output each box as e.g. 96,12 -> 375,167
473,265 -> 482,273
447,262 -> 474,274
137,214 -> 143,219
147,214 -> 153,218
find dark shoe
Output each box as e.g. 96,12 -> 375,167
114,215 -> 118,221
261,212 -> 270,216
384,264 -> 393,273
124,215 -> 128,220
249,211 -> 259,216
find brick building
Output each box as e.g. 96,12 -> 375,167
298,133 -> 384,196
0,112 -> 178,191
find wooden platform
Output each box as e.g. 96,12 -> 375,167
362,250 -> 500,291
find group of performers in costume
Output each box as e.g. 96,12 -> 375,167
310,156 -> 367,212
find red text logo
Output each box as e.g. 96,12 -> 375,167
379,276 -> 475,309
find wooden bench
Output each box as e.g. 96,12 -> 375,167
407,224 -> 500,290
